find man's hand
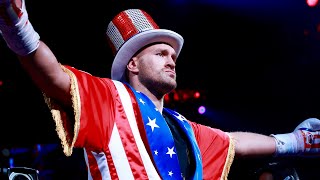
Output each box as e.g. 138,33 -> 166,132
272,118 -> 320,156
293,118 -> 320,154
0,0 -> 39,56
0,0 -> 23,26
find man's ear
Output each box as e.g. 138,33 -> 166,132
127,57 -> 139,73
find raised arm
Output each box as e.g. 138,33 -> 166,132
229,131 -> 276,157
0,0 -> 71,106
230,118 -> 320,157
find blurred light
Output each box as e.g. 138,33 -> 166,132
10,147 -> 29,155
164,89 -> 205,103
193,91 -> 200,99
198,106 -> 206,114
164,94 -> 170,103
306,0 -> 318,7
1,168 -> 8,174
2,148 -> 10,157
36,144 -> 41,152
9,158 -> 13,168
0,80 -> 3,86
173,92 -> 179,101
182,92 -> 189,101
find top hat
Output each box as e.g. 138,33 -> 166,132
106,9 -> 184,81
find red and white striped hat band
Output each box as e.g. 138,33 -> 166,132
106,9 -> 184,81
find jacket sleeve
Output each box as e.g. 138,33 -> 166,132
43,65 -> 118,156
189,121 -> 235,180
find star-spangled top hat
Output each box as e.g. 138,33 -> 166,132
106,9 -> 184,81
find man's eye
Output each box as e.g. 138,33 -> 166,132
156,53 -> 164,57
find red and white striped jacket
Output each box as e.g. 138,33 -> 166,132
44,65 -> 235,180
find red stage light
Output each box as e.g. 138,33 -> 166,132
306,0 -> 318,7
193,91 -> 200,99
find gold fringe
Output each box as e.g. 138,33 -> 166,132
43,64 -> 81,157
220,133 -> 235,180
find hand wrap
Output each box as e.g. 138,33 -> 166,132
0,0 -> 39,56
271,118 -> 320,156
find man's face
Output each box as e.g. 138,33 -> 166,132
133,43 -> 178,95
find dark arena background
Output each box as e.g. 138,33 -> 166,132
0,0 -> 320,179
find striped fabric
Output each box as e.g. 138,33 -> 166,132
84,81 -> 161,180
106,9 -> 159,55
82,81 -> 204,179
47,65 -> 234,180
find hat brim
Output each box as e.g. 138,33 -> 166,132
111,29 -> 184,81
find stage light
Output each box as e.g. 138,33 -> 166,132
9,158 -> 13,168
164,89 -> 206,104
193,91 -> 200,99
198,106 -> 206,115
36,144 -> 41,152
173,92 -> 180,101
164,94 -> 170,103
182,92 -> 190,101
307,0 -> 318,7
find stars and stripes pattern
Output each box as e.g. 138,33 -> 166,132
131,87 -> 183,179
129,84 -> 203,179
83,81 -> 203,179
163,108 -> 203,180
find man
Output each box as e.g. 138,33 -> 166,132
0,0 -> 319,179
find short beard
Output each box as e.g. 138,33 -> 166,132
139,74 -> 177,98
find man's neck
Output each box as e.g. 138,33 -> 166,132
131,83 -> 165,113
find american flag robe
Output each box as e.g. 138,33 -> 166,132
43,65 -> 235,180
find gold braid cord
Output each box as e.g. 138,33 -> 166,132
43,64 -> 81,157
221,133 -> 235,180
